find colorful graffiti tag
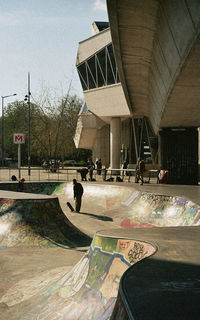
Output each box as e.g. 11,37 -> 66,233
19,235 -> 155,320
120,191 -> 200,228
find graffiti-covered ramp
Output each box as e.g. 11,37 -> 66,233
0,196 -> 91,248
108,227 -> 200,320
17,233 -> 156,320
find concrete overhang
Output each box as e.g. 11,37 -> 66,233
74,113 -> 105,149
76,27 -> 111,65
83,83 -> 131,123
107,0 -> 200,134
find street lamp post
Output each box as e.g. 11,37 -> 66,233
1,93 -> 17,167
24,72 -> 31,175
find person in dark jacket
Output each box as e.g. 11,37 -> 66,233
73,179 -> 84,212
87,159 -> 95,181
96,158 -> 102,175
77,168 -> 88,181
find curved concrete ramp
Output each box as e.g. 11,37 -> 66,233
59,183 -> 200,229
0,197 -> 91,248
109,227 -> 200,320
1,182 -> 200,228
0,182 -> 199,319
19,233 -> 155,320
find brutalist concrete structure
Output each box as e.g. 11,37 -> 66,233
75,2 -> 200,184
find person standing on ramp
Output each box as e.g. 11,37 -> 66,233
73,179 -> 84,213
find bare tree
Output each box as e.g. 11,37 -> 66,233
31,86 -> 82,160
4,86 -> 83,163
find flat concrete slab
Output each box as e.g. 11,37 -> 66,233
0,247 -> 86,320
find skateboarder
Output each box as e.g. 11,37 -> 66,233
73,179 -> 84,213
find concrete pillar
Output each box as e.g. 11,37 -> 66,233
110,117 -> 121,169
93,125 -> 109,168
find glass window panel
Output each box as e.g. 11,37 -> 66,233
77,63 -> 88,90
86,64 -> 96,89
87,56 -> 96,85
97,48 -> 106,79
107,44 -> 117,81
97,61 -> 105,87
106,50 -> 115,85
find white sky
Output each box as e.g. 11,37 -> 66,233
0,0 -> 108,109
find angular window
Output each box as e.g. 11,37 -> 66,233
106,47 -> 115,85
87,56 -> 97,87
86,62 -> 96,89
96,60 -> 105,87
97,48 -> 106,80
77,43 -> 121,91
77,63 -> 88,90
107,44 -> 117,82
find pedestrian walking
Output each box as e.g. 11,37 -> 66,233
136,158 -> 145,185
73,179 -> 84,213
122,159 -> 128,177
96,158 -> 102,175
87,159 -> 95,181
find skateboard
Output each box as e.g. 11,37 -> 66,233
67,202 -> 75,212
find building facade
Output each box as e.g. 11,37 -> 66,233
74,22 -> 156,170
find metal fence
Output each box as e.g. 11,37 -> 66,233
0,167 -> 159,184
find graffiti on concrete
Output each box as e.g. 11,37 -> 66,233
0,197 -> 91,248
19,235 -> 155,320
0,182 -> 66,195
128,242 -> 148,263
120,191 -> 200,228
0,266 -> 68,306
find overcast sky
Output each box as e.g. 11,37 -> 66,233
0,0 -> 108,108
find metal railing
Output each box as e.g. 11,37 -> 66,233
0,167 -> 159,183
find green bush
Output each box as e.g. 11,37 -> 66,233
64,160 -> 87,167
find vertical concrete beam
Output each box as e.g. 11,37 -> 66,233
110,117 -> 121,169
93,125 -> 110,168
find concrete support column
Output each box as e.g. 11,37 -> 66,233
93,125 -> 110,168
110,117 -> 121,169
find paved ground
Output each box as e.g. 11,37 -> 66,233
0,181 -> 199,319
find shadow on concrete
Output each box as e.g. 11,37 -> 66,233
121,257 -> 200,320
78,211 -> 113,222
0,198 -> 92,249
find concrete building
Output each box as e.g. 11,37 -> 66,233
74,22 -> 156,170
74,2 -> 200,185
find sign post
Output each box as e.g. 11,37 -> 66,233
14,134 -> 25,179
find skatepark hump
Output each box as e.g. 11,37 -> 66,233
0,182 -> 199,319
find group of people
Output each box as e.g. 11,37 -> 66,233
11,175 -> 25,191
123,158 -> 145,185
78,158 -> 102,182
72,157 -> 146,213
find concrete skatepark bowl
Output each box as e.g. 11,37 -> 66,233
0,182 -> 199,319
